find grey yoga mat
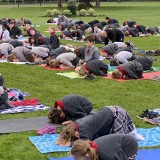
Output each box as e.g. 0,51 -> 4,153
0,116 -> 61,134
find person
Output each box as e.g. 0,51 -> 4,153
110,51 -> 135,66
23,24 -> 36,37
92,31 -> 107,44
75,60 -> 108,77
71,29 -> 84,41
112,61 -> 143,79
0,42 -> 14,59
71,134 -> 138,160
133,24 -> 146,34
49,52 -> 79,68
105,17 -> 119,25
9,22 -> 22,39
104,28 -> 124,45
74,46 -> 86,60
48,27 -> 60,50
0,23 -> 10,41
135,56 -> 153,71
124,28 -> 139,37
84,36 -> 99,62
20,18 -> 32,26
93,24 -> 102,34
60,29 -> 73,39
48,94 -> 93,124
0,75 -> 13,110
123,20 -> 136,28
56,106 -> 144,146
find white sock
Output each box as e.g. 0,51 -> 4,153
129,129 -> 145,141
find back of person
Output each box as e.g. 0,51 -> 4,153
94,134 -> 138,160
85,46 -> 99,62
76,106 -> 114,140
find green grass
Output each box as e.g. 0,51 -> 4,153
0,2 -> 160,159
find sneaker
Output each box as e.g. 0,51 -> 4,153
36,124 -> 56,135
138,109 -> 149,119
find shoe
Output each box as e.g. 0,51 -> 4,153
36,124 -> 56,135
84,75 -> 95,80
138,109 -> 148,118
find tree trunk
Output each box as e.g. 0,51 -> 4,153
95,0 -> 100,8
57,0 -> 62,8
80,0 -> 93,7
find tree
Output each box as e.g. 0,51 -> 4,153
80,0 -> 92,7
95,0 -> 100,7
58,0 -> 62,8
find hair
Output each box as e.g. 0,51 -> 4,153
155,49 -> 160,56
49,59 -> 59,68
24,53 -> 34,62
56,123 -> 78,146
74,47 -> 81,56
124,31 -> 130,37
84,35 -> 94,43
112,69 -> 123,79
123,21 -> 127,26
75,66 -> 87,76
110,58 -> 119,66
105,16 -> 109,20
2,23 -> 8,29
48,108 -> 64,123
7,53 -> 14,62
71,139 -> 98,160
71,26 -> 77,31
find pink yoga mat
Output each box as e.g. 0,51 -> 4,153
103,71 -> 160,81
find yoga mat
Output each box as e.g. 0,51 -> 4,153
29,134 -> 71,153
137,127 -> 160,147
48,156 -> 74,160
136,149 -> 160,160
0,117 -> 61,134
103,71 -> 160,81
56,72 -> 84,79
40,65 -> 72,71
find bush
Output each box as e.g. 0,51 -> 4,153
88,8 -> 95,16
62,9 -> 72,16
46,10 -> 52,17
52,9 -> 60,17
77,2 -> 87,11
79,9 -> 87,16
67,0 -> 77,15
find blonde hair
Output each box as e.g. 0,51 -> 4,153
7,53 -> 14,62
75,66 -> 87,76
49,59 -> 59,68
56,123 -> 77,146
112,69 -> 122,79
71,139 -> 98,160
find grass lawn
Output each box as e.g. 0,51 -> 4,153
0,2 -> 160,159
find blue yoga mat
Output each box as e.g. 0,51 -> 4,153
137,127 -> 160,147
48,156 -> 74,160
136,149 -> 160,160
29,134 -> 71,153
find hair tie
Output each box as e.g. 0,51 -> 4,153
89,141 -> 97,150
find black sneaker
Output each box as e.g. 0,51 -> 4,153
139,109 -> 149,118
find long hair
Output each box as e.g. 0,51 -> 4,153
71,139 -> 98,160
56,123 -> 78,146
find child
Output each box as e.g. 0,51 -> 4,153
75,60 -> 108,76
48,27 -> 60,50
105,17 -> 119,25
0,23 -> 10,40
135,56 -> 153,71
93,24 -> 102,34
74,46 -> 86,60
0,43 -> 14,59
71,134 -> 138,160
110,51 -> 135,66
84,36 -> 100,62
48,94 -> 93,124
0,75 -> 13,110
9,22 -> 22,39
56,106 -> 144,146
49,52 -> 79,68
71,29 -> 84,41
112,61 -> 143,79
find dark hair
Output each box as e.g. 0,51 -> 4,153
84,35 -> 94,42
48,108 -> 65,123
105,17 -> 109,20
2,23 -> 8,29
110,58 -> 119,66
24,53 -> 34,62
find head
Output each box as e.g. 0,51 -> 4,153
100,31 -> 107,38
25,24 -> 32,31
71,26 -> 77,31
110,58 -> 119,66
2,24 -> 8,31
9,22 -> 15,29
29,28 -> 36,36
7,53 -> 14,62
84,36 -> 94,48
58,24 -> 62,30
105,16 -> 110,22
75,66 -> 87,76
85,27 -> 92,34
56,123 -> 79,146
74,47 -> 81,56
24,53 -> 34,62
124,31 -> 130,37
48,108 -> 65,124
71,140 -> 98,160
49,59 -> 59,68
93,24 -> 98,30
48,26 -> 55,34
112,69 -> 123,79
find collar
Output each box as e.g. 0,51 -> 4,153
117,66 -> 125,77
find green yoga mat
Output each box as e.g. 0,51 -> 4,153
144,66 -> 160,72
56,72 -> 84,79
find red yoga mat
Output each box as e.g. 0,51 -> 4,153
40,65 -> 72,71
